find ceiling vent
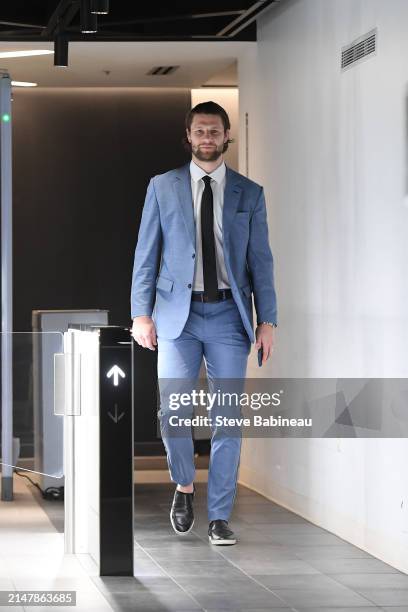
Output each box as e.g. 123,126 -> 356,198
341,28 -> 377,70
146,66 -> 179,76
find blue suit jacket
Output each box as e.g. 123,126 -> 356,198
130,163 -> 277,343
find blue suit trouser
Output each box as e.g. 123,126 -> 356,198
157,297 -> 251,522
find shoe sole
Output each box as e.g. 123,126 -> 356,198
170,509 -> 195,536
208,536 -> 237,545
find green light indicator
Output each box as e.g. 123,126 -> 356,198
2,113 -> 10,122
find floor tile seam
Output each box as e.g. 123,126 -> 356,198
290,548 -> 372,563
303,557 -> 400,575
11,574 -> 29,612
190,529 -> 300,610
73,576 -> 117,611
314,569 -> 408,600
133,542 -> 207,611
270,576 -> 389,607
290,607 -> 385,612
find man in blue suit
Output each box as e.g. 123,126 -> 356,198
131,101 -> 277,545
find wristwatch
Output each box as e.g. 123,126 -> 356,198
259,321 -> 277,328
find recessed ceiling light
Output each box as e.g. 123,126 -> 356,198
91,0 -> 109,14
81,0 -> 98,33
0,50 -> 53,59
11,81 -> 38,87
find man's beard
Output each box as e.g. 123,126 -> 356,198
192,143 -> 223,162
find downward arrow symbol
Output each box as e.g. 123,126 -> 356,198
108,404 -> 125,424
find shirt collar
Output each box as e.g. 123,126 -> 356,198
190,159 -> 226,185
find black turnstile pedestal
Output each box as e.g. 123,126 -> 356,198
99,326 -> 134,576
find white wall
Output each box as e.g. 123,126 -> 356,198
191,88 -> 239,170
238,0 -> 408,572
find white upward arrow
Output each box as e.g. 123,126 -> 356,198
106,365 -> 126,386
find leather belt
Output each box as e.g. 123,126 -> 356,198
191,289 -> 233,303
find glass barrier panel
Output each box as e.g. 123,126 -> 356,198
0,331 -> 65,479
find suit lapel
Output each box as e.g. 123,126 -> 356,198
173,164 -> 195,248
223,166 -> 243,244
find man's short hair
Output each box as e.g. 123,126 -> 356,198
183,101 -> 233,153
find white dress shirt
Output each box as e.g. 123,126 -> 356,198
189,159 -> 230,291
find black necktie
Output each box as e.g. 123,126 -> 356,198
201,175 -> 218,301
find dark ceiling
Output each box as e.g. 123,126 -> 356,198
0,1 -> 280,42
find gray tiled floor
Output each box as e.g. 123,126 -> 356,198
88,481 -> 405,612
5,477 -> 407,612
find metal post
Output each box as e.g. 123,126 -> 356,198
0,72 -> 13,500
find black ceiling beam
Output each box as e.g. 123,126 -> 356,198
0,30 -> 256,42
216,0 -> 278,37
0,33 -> 252,42
61,34 -> 242,41
0,20 -> 46,29
0,28 -> 43,36
0,2 -> 260,42
96,11 -> 246,28
60,1 -> 81,32
41,0 -> 79,38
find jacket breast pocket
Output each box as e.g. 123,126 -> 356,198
233,212 -> 250,242
156,275 -> 174,292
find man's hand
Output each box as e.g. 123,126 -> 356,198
255,324 -> 275,364
131,316 -> 157,350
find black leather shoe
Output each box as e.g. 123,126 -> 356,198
170,485 -> 195,535
208,519 -> 237,545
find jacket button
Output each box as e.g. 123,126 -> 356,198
188,283 -> 192,288
192,253 -> 195,259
